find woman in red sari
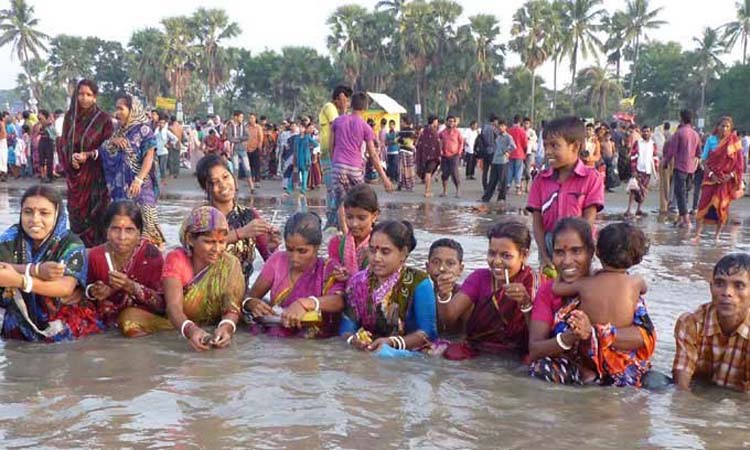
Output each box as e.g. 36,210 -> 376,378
694,116 -> 744,242
86,200 -> 165,335
58,79 -> 114,247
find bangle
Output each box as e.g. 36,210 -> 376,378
389,336 -> 401,349
22,273 -> 33,293
133,177 -> 144,185
556,332 -> 573,351
241,297 -> 254,312
218,318 -> 237,334
437,293 -> 453,304
309,296 -> 320,312
347,335 -> 355,345
25,263 -> 31,277
34,263 -> 40,277
180,319 -> 195,339
520,303 -> 533,314
85,283 -> 95,300
397,335 -> 406,350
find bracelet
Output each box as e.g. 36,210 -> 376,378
347,335 -> 355,345
133,177 -> 144,185
397,336 -> 407,350
519,303 -> 533,314
85,283 -> 95,300
34,263 -> 40,277
309,296 -> 320,312
437,292 -> 453,304
22,273 -> 33,293
556,333 -> 573,351
241,297 -> 254,312
180,320 -> 195,339
218,319 -> 237,334
389,336 -> 401,349
25,263 -> 31,277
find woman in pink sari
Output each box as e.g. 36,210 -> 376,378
243,212 -> 345,338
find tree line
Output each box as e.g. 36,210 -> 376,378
1,0 -> 750,128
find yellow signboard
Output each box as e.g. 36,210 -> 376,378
155,96 -> 177,111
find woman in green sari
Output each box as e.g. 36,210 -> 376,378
119,206 -> 245,351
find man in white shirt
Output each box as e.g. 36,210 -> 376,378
626,124 -> 658,217
522,117 -> 538,191
462,120 -> 479,179
155,117 -> 177,184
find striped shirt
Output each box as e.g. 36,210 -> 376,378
673,303 -> 750,392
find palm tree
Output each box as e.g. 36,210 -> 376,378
469,14 -> 501,122
375,0 -> 408,18
47,35 -> 93,97
128,28 -> 168,105
560,0 -> 605,111
602,11 -> 628,79
399,0 -> 439,113
693,27 -> 726,124
192,8 -> 241,103
547,0 -> 568,114
621,0 -> 666,95
579,65 -> 623,118
0,0 -> 49,103
511,0 -> 551,124
722,0 -> 750,64
161,16 -> 197,101
327,5 -> 368,89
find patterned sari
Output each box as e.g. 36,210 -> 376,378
696,132 -> 744,225
59,102 -> 114,247
87,240 -> 165,330
119,250 -> 244,337
0,207 -> 102,342
100,98 -> 164,245
327,232 -> 369,276
443,266 -> 536,360
223,202 -> 273,280
341,266 -> 437,344
529,296 -> 656,387
251,251 -> 344,338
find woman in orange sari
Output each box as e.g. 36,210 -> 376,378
694,116 -> 744,242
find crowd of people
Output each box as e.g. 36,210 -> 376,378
0,79 -> 748,394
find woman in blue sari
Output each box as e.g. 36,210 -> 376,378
100,94 -> 164,246
0,185 -> 102,341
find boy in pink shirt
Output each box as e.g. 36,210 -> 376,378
526,116 -> 604,270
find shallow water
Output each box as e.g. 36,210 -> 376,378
0,189 -> 749,450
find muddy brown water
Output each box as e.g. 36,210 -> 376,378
0,190 -> 748,449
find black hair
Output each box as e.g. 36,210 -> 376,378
195,153 -> 233,194
54,109 -> 63,115
489,113 -> 498,122
663,122 -> 671,130
446,115 -> 456,121
552,217 -> 595,258
115,92 -> 133,109
343,183 -> 379,213
233,110 -> 243,117
22,111 -> 30,119
497,118 -> 507,126
513,114 -> 521,123
380,118 -> 388,126
544,116 -> 586,149
523,117 -> 531,123
20,184 -> 62,227
104,200 -> 144,233
351,92 -> 369,111
641,124 -> 651,131
470,120 -> 477,127
388,119 -> 396,126
402,116 -> 413,126
38,109 -> 50,119
209,129 -> 216,135
21,124 -> 30,133
714,253 -> 750,279
428,238 -> 464,263
170,115 -> 177,123
372,220 -> 417,253
596,222 -> 649,269
427,115 -> 438,124
367,118 -> 376,126
680,109 -> 693,125
260,115 -> 267,121
487,219 -> 531,251
77,79 -> 99,96
332,85 -> 353,100
585,122 -> 595,128
284,212 -> 323,246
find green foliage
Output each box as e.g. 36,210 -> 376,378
711,64 -> 750,129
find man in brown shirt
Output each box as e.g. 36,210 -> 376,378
246,112 -> 264,188
673,253 -> 750,392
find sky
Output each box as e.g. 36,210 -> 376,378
0,0 -> 744,93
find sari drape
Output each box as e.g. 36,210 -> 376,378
0,208 -> 101,341
696,132 -> 744,224
59,104 -> 114,247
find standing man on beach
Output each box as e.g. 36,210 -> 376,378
319,85 -> 353,230
246,112 -> 264,191
662,110 -> 701,229
438,115 -> 464,198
